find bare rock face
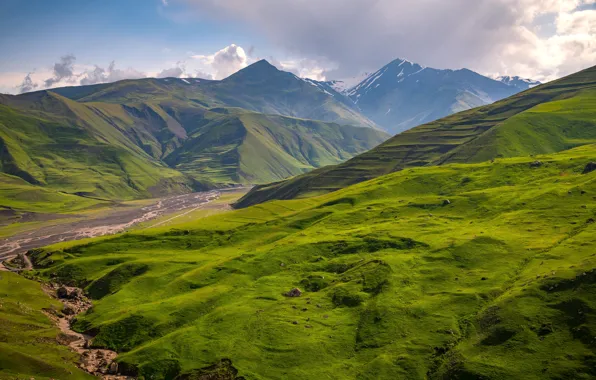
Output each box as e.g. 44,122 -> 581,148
583,162 -> 596,174
285,288 -> 302,297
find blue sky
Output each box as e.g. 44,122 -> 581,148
1,0 -> 594,94
0,0 -> 258,72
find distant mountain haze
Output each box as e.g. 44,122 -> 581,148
236,64 -> 595,208
335,58 -> 536,134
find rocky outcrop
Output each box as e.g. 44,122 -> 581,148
43,283 -> 134,380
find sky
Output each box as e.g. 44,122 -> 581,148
0,0 -> 594,94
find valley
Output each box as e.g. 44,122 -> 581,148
0,52 -> 594,380
0,189 -> 247,271
16,144 -> 596,379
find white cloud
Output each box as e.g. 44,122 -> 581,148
276,58 -> 334,81
190,44 -> 249,79
557,9 -> 596,34
157,67 -> 184,78
79,61 -> 146,85
156,61 -> 187,78
177,0 -> 596,82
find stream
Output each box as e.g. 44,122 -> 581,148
0,190 -> 222,269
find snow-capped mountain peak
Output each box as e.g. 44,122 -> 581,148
324,72 -> 371,94
496,76 -> 541,90
345,58 -> 425,99
325,57 -> 532,134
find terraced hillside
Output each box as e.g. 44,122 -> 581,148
27,143 -> 596,379
236,64 -> 596,208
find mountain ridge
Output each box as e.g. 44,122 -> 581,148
342,58 -> 523,133
0,83 -> 388,207
235,64 -> 596,208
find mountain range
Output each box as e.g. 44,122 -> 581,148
334,59 -> 539,134
0,61 -> 388,203
236,64 -> 596,208
3,53 -> 596,380
0,57 -> 543,208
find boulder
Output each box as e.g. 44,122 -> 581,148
530,161 -> 543,168
68,288 -> 84,300
108,361 -> 119,374
285,288 -> 302,297
56,286 -> 69,299
583,162 -> 596,174
62,306 -> 76,316
442,200 -> 451,206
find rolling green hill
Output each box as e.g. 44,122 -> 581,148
27,143 -> 596,379
165,109 -> 388,184
0,93 -> 195,200
0,82 -> 387,212
236,64 -> 596,208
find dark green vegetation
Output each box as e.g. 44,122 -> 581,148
0,271 -> 92,379
162,110 -> 387,184
0,60 -> 387,214
237,64 -> 596,208
28,143 -> 596,379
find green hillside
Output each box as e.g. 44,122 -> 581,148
165,109 -> 388,184
236,65 -> 596,208
28,143 -> 596,379
0,86 -> 386,213
0,93 -> 195,201
0,271 -> 93,380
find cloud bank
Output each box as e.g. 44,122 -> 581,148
177,0 -> 596,81
80,61 -> 146,85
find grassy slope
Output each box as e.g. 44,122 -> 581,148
29,144 -> 596,379
236,65 -> 596,208
0,76 -> 386,213
0,173 -> 104,213
437,89 -> 596,163
165,110 -> 388,184
0,272 -> 93,380
0,93 -> 195,201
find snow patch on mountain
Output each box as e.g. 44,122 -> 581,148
496,76 -> 541,90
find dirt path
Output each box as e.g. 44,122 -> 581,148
0,190 -> 222,267
43,284 -> 134,379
